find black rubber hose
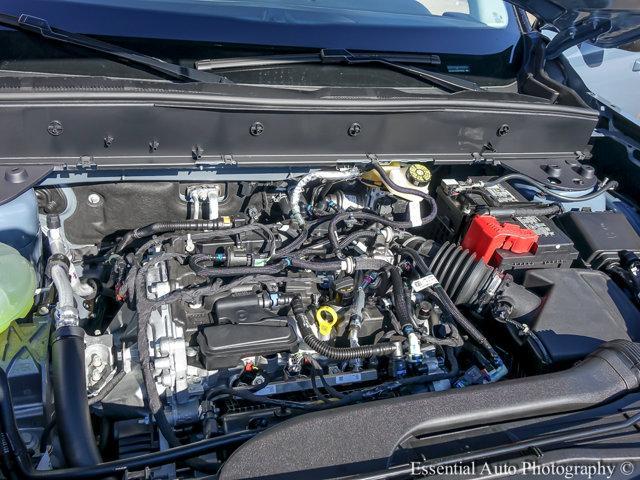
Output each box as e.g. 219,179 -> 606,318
6,425 -> 255,480
0,368 -> 32,479
388,268 -> 412,330
39,416 -> 56,454
50,326 -> 103,468
273,227 -> 308,257
432,283 -> 501,365
292,296 -> 399,360
329,211 -> 430,251
288,228 -> 378,258
483,173 -> 618,202
480,204 -> 562,217
290,257 -> 343,271
368,162 -> 438,224
116,219 -> 234,254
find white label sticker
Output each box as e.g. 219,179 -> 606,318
485,184 -> 518,203
412,275 -> 439,292
516,216 -> 555,237
335,373 -> 362,385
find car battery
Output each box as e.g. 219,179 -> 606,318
432,178 -> 578,278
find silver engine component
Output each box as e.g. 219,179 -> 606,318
145,252 -> 204,426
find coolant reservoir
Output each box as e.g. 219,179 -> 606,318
0,242 -> 36,333
362,163 -> 431,202
362,163 -> 431,226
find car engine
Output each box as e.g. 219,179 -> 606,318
2,160 -> 640,478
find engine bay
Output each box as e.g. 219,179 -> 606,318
2,159 -> 640,478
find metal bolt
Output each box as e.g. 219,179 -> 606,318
186,347 -> 198,358
91,354 -> 103,367
47,120 -> 64,136
250,122 -> 264,136
348,123 -> 362,137
87,193 -> 102,205
496,124 -> 510,137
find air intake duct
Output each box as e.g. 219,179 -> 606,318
429,242 -> 540,320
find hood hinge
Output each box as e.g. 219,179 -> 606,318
545,17 -> 612,60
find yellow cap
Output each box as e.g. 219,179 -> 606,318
406,163 -> 431,187
315,306 -> 339,337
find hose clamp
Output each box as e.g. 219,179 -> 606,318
54,306 -> 80,329
46,253 -> 70,277
341,256 -> 355,274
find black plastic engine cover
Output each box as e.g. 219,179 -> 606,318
523,269 -> 640,364
555,211 -> 640,269
197,319 -> 298,370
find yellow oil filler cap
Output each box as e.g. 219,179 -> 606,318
315,306 -> 339,337
0,243 -> 36,333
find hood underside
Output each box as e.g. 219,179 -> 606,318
510,0 -> 640,53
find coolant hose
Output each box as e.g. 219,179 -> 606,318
368,162 -> 437,221
292,296 -> 400,360
219,340 -> 640,480
51,326 -> 103,467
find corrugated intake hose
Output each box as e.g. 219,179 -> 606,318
292,296 -> 400,360
219,340 -> 640,480
50,326 -> 103,468
399,247 -> 503,365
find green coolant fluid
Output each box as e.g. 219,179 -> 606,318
0,242 -> 36,333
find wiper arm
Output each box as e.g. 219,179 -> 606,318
0,14 -> 232,84
196,49 -> 481,92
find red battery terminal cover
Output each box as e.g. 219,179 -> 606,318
461,215 -> 539,265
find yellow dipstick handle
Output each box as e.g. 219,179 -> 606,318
316,306 -> 338,337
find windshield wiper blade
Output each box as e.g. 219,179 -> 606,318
0,14 -> 232,84
196,49 -> 480,92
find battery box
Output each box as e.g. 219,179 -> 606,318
432,178 -> 578,278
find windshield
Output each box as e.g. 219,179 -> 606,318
57,0 -> 511,28
0,0 -> 523,86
